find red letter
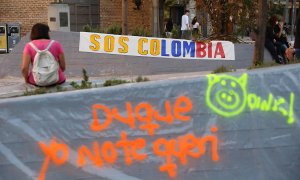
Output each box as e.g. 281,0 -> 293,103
208,42 -> 212,58
196,42 -> 206,58
214,42 -> 225,58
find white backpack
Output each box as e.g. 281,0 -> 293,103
29,40 -> 59,86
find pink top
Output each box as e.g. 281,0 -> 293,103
23,39 -> 66,85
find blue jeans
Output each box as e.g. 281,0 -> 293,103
181,30 -> 190,39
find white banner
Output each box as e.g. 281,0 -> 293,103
79,32 -> 235,60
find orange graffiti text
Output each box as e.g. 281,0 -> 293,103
153,126 -> 219,177
38,132 -> 147,180
90,96 -> 193,135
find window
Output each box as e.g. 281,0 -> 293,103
60,12 -> 68,27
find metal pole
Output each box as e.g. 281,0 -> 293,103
291,0 -> 296,41
284,0 -> 289,23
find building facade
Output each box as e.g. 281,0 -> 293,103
0,0 -> 153,36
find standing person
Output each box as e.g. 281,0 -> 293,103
22,23 -> 66,86
286,13 -> 300,61
192,16 -> 201,40
165,18 -> 173,38
181,10 -> 190,39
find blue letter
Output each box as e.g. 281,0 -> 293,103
183,41 -> 195,57
161,40 -> 169,57
171,41 -> 181,57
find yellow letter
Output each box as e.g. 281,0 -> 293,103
104,35 -> 115,52
89,34 -> 100,51
138,38 -> 148,55
118,37 -> 129,53
150,39 -> 160,56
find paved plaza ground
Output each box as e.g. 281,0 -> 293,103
0,32 -> 275,98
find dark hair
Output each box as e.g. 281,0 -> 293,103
274,24 -> 281,34
269,15 -> 279,27
185,10 -> 190,14
192,17 -> 197,25
30,23 -> 50,40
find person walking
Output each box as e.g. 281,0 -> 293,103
192,16 -> 201,40
181,10 -> 190,39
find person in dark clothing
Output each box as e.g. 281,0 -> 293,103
274,22 -> 289,63
265,16 -> 284,64
165,18 -> 173,38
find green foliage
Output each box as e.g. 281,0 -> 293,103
70,81 -> 80,89
106,24 -> 122,35
23,86 -> 67,96
165,0 -> 180,6
197,0 -> 258,37
70,68 -> 93,89
248,62 -> 280,70
81,69 -> 93,88
83,24 -> 121,35
83,24 -> 92,32
171,25 -> 180,39
136,76 -> 150,82
82,24 -> 105,33
196,0 -> 286,38
23,88 -> 48,96
132,27 -> 151,37
55,86 -> 68,92
211,65 -> 235,74
103,79 -> 130,87
269,0 -> 285,18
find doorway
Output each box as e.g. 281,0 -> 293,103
63,0 -> 100,32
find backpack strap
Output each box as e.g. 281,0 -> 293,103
29,42 -> 41,53
29,40 -> 55,53
45,40 -> 55,51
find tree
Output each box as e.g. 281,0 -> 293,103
196,0 -> 258,39
159,0 -> 165,36
122,0 -> 128,35
253,0 -> 268,65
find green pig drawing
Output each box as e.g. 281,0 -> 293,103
206,74 -> 248,117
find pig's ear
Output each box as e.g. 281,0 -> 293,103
238,73 -> 248,88
207,74 -> 220,86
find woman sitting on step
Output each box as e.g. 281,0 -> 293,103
21,23 -> 66,86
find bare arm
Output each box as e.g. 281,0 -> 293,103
58,53 -> 66,72
21,53 -> 31,83
198,24 -> 202,35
